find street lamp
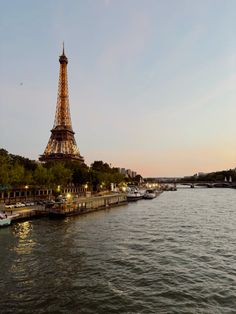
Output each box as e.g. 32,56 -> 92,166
66,193 -> 71,202
84,184 -> 88,196
25,185 -> 29,203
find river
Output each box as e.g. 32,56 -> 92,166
0,188 -> 236,314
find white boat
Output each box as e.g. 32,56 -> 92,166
0,217 -> 11,227
127,191 -> 143,201
0,212 -> 11,227
126,186 -> 143,202
143,189 -> 156,199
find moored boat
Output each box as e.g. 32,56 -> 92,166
0,218 -> 11,227
126,191 -> 143,202
143,189 -> 156,199
49,194 -> 127,218
0,212 -> 11,227
126,186 -> 143,201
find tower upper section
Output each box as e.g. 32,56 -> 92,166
53,44 -> 72,130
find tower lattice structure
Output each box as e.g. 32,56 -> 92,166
40,46 -> 84,163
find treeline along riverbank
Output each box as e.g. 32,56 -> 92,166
0,148 -> 141,197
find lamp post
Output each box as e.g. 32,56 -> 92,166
25,185 -> 29,203
84,184 -> 88,197
66,193 -> 71,203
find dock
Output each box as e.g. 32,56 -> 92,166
0,194 -> 127,227
49,193 -> 127,217
0,191 -> 164,227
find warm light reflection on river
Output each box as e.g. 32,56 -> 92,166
1,188 -> 236,314
13,221 -> 35,254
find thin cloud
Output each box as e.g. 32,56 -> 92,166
190,73 -> 236,110
104,0 -> 111,6
99,11 -> 151,72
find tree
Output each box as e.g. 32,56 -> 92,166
49,162 -> 72,187
33,165 -> 51,186
72,165 -> 89,185
0,148 -> 127,190
91,161 -> 111,172
0,154 -> 10,186
10,163 -> 25,186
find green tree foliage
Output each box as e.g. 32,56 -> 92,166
33,165 -> 51,186
0,152 -> 10,186
89,169 -> 102,191
0,150 -> 26,186
9,153 -> 37,171
0,149 -> 126,191
72,164 -> 89,185
90,161 -> 125,190
133,174 -> 143,184
10,163 -> 25,186
91,161 -> 111,172
49,162 -> 73,186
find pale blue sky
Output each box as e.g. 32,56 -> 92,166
1,0 -> 236,176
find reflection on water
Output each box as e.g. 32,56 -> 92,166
14,221 -> 31,240
1,189 -> 236,314
13,221 -> 35,255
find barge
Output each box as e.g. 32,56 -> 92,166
49,193 -> 127,218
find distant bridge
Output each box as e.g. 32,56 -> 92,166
148,179 -> 236,189
175,182 -> 236,189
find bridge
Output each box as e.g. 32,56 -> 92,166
175,182 -> 236,189
146,178 -> 236,189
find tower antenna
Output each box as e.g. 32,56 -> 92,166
62,41 -> 65,55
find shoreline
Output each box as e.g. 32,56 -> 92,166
0,191 -> 165,228
0,194 -> 128,227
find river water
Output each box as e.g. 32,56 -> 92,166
1,188 -> 236,314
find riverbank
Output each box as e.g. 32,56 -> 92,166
0,193 -> 128,227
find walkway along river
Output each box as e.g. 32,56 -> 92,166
0,188 -> 236,313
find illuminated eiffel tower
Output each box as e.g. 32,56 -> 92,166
40,45 -> 84,163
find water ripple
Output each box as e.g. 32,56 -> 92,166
1,189 -> 236,313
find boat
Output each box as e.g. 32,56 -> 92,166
0,212 -> 11,227
126,191 -> 143,201
0,217 -> 11,227
126,187 -> 143,202
49,194 -> 127,218
143,189 -> 157,199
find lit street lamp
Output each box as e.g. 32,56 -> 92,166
66,193 -> 71,202
25,185 -> 29,202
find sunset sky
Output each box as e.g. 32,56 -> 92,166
1,0 -> 236,177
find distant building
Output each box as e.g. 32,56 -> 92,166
131,171 -> 137,178
118,168 -> 139,179
118,168 -> 126,175
197,172 -> 207,177
126,169 -> 132,177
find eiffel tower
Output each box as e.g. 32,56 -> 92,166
40,45 -> 84,163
